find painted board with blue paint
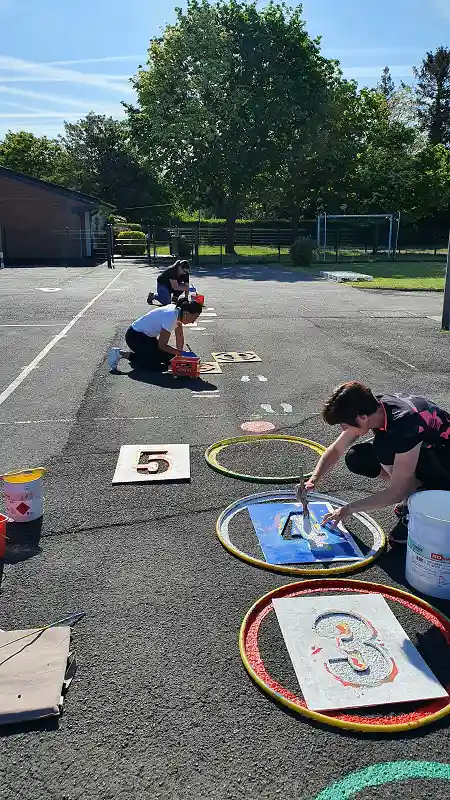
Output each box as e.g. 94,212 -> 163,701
247,501 -> 364,565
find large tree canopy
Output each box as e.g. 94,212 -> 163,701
0,131 -> 64,182
59,113 -> 170,220
129,0 -> 336,250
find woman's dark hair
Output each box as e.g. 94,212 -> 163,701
176,297 -> 203,316
322,381 -> 379,426
173,259 -> 190,271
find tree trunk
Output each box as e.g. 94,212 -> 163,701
291,208 -> 300,240
225,211 -> 236,255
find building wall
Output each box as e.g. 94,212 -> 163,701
0,173 -> 95,265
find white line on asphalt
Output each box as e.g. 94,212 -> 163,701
201,312 -> 217,317
0,269 -> 126,408
1,408 -> 307,425
0,324 -> 68,327
191,392 -> 221,398
379,350 -> 418,371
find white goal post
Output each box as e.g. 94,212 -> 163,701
316,213 -> 401,262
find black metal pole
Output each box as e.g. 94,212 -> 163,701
441,229 -> 450,330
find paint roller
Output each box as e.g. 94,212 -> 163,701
280,472 -> 311,539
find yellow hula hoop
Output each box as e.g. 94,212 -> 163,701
239,578 -> 450,733
205,435 -> 326,483
216,489 -> 386,577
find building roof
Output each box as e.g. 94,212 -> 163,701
0,166 -> 115,209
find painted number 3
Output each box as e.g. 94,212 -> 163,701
313,611 -> 398,689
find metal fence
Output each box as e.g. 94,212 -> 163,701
112,220 -> 449,266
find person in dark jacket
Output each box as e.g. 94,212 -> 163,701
147,260 -> 190,305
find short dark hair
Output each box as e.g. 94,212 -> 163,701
322,382 -> 379,426
176,297 -> 203,316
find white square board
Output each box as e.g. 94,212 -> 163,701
212,351 -> 262,363
272,593 -> 448,712
200,361 -> 223,374
112,444 -> 190,484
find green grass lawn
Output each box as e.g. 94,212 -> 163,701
310,261 -> 446,290
151,246 -> 446,290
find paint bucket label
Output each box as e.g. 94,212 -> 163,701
407,537 -> 450,589
3,479 -> 44,522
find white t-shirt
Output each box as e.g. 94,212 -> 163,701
132,304 -> 179,338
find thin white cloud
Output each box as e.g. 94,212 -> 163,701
0,112 -> 97,118
0,74 -> 131,85
0,55 -> 133,93
46,55 -> 144,66
0,85 -> 102,108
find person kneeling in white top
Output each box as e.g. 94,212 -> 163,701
107,297 -> 203,372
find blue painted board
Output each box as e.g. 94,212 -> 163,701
247,501 -> 364,565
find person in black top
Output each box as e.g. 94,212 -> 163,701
303,381 -> 450,543
147,260 -> 190,306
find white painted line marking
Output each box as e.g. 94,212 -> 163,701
257,375 -> 267,382
379,350 -> 418,371
241,376 -> 250,382
0,269 -> 126,408
281,403 -> 293,413
185,327 -> 206,331
37,287 -> 61,292
191,393 -> 221,398
201,312 -> 217,318
261,403 -> 275,413
0,324 -> 67,327
206,307 -> 215,311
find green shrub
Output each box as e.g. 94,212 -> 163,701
117,229 -> 146,256
290,237 -> 315,266
122,223 -> 142,231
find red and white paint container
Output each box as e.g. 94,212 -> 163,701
1,468 -> 46,523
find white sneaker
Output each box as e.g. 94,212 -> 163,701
108,347 -> 121,371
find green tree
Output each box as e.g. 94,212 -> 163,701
59,113 -> 171,221
272,82 -> 386,226
129,0 -> 332,252
377,66 -> 395,99
0,130 -> 64,181
413,46 -> 450,145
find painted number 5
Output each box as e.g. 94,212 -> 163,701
313,611 -> 398,689
137,450 -> 171,475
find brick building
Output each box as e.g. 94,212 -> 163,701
0,167 -> 114,266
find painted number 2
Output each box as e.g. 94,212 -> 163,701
313,611 -> 398,689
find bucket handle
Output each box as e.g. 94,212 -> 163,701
0,467 -> 46,481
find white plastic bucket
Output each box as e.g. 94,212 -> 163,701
406,490 -> 450,599
1,468 -> 46,523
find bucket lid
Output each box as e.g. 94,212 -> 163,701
1,467 -> 46,483
408,490 -> 450,522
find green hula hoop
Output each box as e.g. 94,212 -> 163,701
204,435 -> 326,483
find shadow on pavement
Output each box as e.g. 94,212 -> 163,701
127,369 -> 218,393
4,518 -> 43,565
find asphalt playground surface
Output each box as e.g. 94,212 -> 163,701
0,259 -> 449,799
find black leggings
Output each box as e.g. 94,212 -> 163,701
125,326 -> 172,371
346,441 -> 450,490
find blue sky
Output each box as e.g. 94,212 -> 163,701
0,0 -> 449,140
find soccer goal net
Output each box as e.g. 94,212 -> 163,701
317,213 -> 400,263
